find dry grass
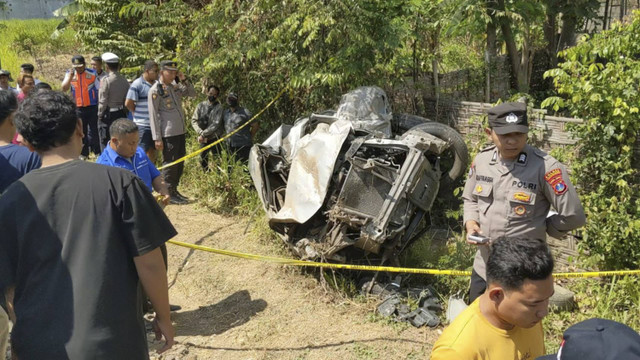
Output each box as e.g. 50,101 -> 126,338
152,203 -> 438,359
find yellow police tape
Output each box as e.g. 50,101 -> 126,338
167,240 -> 640,278
158,87 -> 288,170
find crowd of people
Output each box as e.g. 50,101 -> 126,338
0,53 -> 638,360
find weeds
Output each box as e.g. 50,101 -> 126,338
0,19 -> 78,86
544,276 -> 640,352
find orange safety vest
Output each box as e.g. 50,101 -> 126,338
69,70 -> 99,107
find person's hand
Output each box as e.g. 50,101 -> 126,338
465,221 -> 485,245
152,317 -> 175,354
177,71 -> 186,82
160,193 -> 170,207
155,140 -> 164,151
198,135 -> 205,144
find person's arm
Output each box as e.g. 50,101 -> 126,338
430,346 -> 462,360
542,161 -> 586,238
152,174 -> 170,206
176,72 -> 197,98
148,89 -> 164,150
125,98 -> 136,113
191,103 -> 205,135
125,83 -> 138,113
133,248 -> 174,353
60,70 -> 74,92
462,161 -> 482,243
97,77 -> 110,120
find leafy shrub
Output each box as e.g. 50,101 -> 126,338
542,14 -> 640,271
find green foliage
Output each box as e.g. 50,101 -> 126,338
181,144 -> 261,216
544,277 -> 640,351
402,232 -> 475,298
542,14 -> 640,270
0,19 -> 78,86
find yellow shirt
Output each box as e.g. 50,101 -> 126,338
430,299 -> 544,360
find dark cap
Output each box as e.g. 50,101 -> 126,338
71,55 -> 86,67
536,318 -> 640,360
160,60 -> 178,71
0,69 -> 13,81
487,102 -> 528,134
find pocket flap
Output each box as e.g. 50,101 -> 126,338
472,183 -> 493,197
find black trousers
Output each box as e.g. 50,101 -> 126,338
469,269 -> 487,303
78,105 -> 100,156
162,134 -> 186,194
230,145 -> 251,163
98,109 -> 127,151
200,138 -> 222,171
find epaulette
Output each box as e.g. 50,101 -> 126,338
533,147 -> 550,159
479,144 -> 496,153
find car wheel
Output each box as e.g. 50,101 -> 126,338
400,118 -> 469,184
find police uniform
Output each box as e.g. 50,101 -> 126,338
97,52 -> 130,151
462,102 -> 586,301
147,61 -> 196,198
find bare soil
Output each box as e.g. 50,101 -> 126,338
149,203 -> 439,360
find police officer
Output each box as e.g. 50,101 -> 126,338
462,102 -> 586,303
97,52 -> 130,151
148,60 -> 196,204
223,92 -> 257,162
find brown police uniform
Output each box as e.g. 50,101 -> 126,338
147,61 -> 196,198
97,70 -> 130,150
462,102 -> 586,300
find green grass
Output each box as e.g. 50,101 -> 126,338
0,19 -> 78,86
544,276 -> 640,352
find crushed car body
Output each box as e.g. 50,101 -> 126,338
249,86 -> 469,263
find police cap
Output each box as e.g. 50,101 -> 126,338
487,102 -> 528,135
71,55 -> 86,68
101,52 -> 120,64
160,60 -> 178,71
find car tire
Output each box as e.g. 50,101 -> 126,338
399,116 -> 469,184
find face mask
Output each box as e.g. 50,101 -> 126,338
208,95 -> 217,103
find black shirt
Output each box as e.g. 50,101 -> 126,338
223,107 -> 253,148
0,160 -> 177,359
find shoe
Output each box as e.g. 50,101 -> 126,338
170,304 -> 182,312
169,195 -> 188,205
174,191 -> 190,202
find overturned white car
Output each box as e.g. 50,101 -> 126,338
249,87 -> 468,263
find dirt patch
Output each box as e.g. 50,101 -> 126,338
149,203 -> 439,360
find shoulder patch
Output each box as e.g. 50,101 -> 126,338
545,168 -> 567,195
152,93 -> 157,100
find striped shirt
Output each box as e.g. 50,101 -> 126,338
126,76 -> 155,127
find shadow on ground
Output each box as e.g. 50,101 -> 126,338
172,290 -> 267,336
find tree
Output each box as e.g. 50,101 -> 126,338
542,14 -> 640,270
